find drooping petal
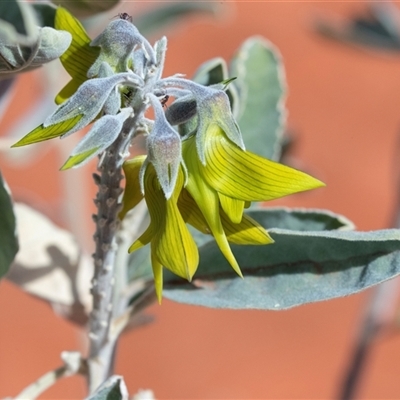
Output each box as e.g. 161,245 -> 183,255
129,225 -> 154,252
202,125 -> 325,202
178,187 -> 272,246
221,211 -> 274,245
60,108 -> 132,170
218,193 -> 244,224
120,155 -> 147,219
178,188 -> 210,235
144,164 -> 199,281
183,136 -> 243,277
11,116 -> 82,147
54,7 -> 100,104
150,250 -> 164,304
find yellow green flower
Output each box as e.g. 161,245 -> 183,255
121,124 -> 324,302
121,157 -> 199,303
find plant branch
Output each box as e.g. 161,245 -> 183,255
87,113 -> 142,393
14,352 -> 84,400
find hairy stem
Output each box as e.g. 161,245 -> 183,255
87,114 -> 141,393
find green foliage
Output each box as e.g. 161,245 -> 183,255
249,207 -> 354,231
0,0 -> 71,77
164,227 -> 400,309
231,36 -> 286,161
0,173 -> 18,278
0,0 -> 38,43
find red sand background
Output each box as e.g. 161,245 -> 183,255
1,2 -> 400,399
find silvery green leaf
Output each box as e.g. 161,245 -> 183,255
164,229 -> 400,309
0,0 -> 38,45
29,27 -> 71,66
61,108 -> 132,170
44,73 -> 139,136
0,27 -> 71,76
32,3 -> 57,28
0,173 -> 18,279
230,36 -> 286,160
249,207 -> 354,231
194,57 -> 227,86
7,203 -> 93,325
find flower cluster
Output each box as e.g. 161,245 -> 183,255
13,8 -> 324,301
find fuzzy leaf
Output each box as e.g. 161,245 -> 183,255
0,0 -> 38,45
194,57 -> 227,87
164,229 -> 400,309
0,173 -> 18,278
32,4 -> 57,28
0,27 -> 71,76
250,207 -> 354,231
231,36 -> 286,160
193,57 -> 239,115
7,203 -> 92,326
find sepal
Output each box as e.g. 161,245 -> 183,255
61,108 -> 132,170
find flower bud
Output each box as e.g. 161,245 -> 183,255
88,19 -> 155,77
143,93 -> 182,199
165,96 -> 197,126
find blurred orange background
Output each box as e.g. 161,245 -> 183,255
1,1 -> 400,399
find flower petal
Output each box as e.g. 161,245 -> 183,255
183,137 -> 243,277
178,188 -> 210,234
121,155 -> 147,219
203,125 -> 325,201
221,211 -> 274,245
129,225 -> 153,252
11,116 -> 82,147
144,165 -> 199,281
150,250 -> 164,304
218,193 -> 244,224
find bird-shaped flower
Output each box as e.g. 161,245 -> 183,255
121,104 -> 324,301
